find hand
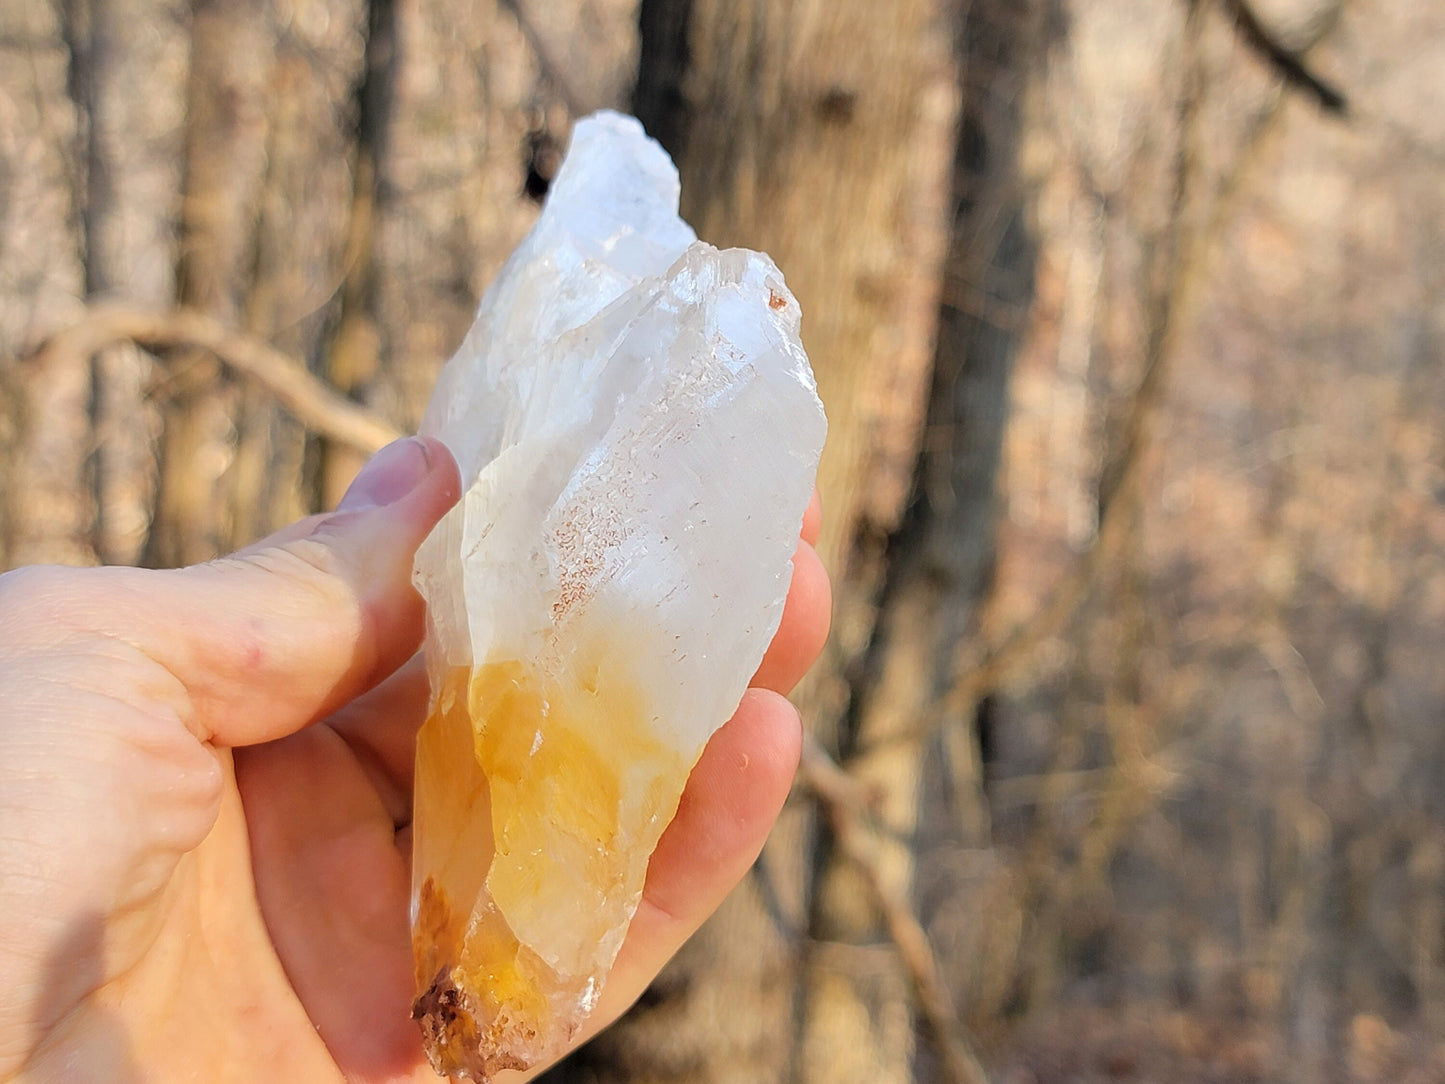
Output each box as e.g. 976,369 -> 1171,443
0,438 -> 830,1082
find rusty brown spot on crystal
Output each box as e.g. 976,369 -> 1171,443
768,288 -> 788,311
550,509 -> 625,622
412,877 -> 464,994
413,966 -> 530,1081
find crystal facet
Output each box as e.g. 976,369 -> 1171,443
409,112 -> 826,1080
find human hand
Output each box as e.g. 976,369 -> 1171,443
0,437 -> 830,1082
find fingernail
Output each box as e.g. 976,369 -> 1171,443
338,437 -> 433,512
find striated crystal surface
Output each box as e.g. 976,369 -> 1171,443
409,111 -> 825,1081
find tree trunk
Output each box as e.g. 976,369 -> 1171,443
1,1 -> 89,567
144,0 -> 274,566
71,0 -> 186,566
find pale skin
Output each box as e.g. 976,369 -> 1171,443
0,437 -> 830,1083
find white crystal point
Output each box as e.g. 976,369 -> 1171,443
409,111 -> 826,1081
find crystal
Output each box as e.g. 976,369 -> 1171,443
408,112 -> 826,1080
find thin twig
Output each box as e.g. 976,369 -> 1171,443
1218,0 -> 1348,115
21,306 -> 402,454
800,735 -> 991,1084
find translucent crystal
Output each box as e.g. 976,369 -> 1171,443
408,113 -> 825,1080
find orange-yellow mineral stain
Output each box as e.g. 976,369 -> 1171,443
411,647 -> 688,1080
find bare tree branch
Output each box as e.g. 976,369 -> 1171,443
21,307 -> 401,455
1219,0 -> 1348,115
800,735 -> 992,1084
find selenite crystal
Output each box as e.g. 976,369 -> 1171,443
409,112 -> 826,1080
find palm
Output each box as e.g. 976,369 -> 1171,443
229,638 -> 822,1081
234,663 -> 431,1082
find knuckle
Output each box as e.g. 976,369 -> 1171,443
261,538 -> 360,619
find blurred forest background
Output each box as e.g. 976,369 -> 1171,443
3,0 -> 1445,1081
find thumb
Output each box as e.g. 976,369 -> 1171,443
126,436 -> 460,747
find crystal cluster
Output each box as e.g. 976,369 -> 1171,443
409,112 -> 825,1080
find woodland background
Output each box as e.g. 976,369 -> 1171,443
4,0 -> 1445,1081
